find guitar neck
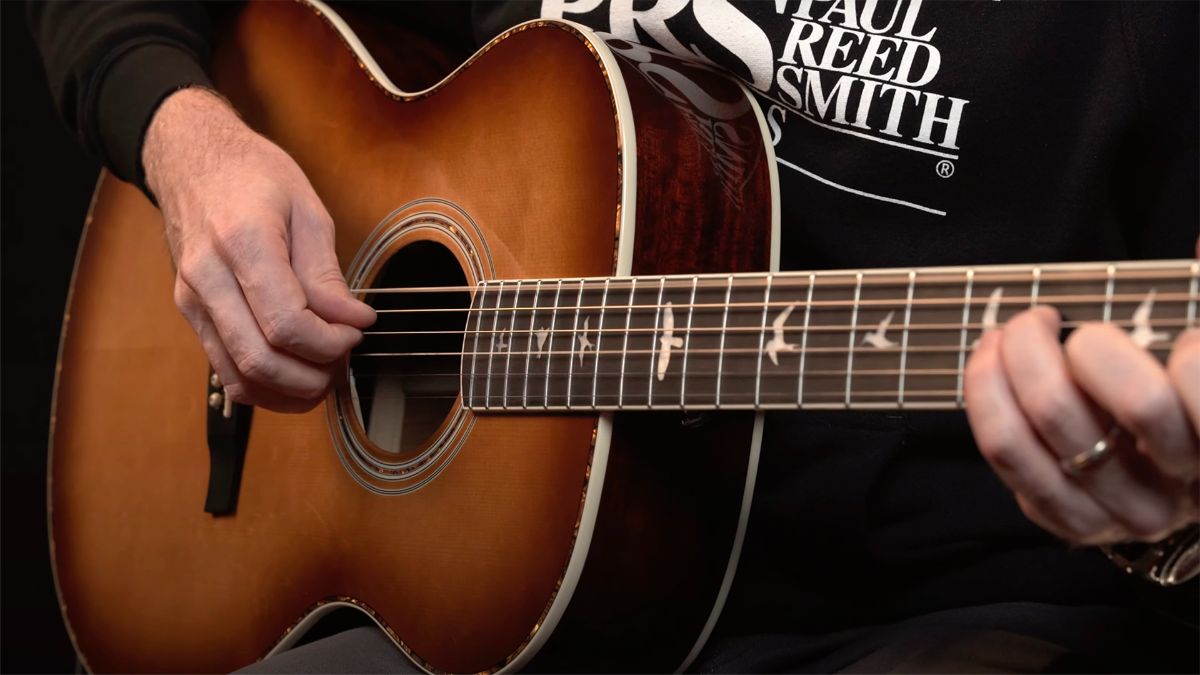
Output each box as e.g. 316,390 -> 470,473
461,259 -> 1199,412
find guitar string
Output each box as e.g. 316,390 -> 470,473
350,340 -> 1180,360
351,390 -> 970,403
347,267 -> 1196,295
359,316 -> 1192,339
364,291 -> 1194,315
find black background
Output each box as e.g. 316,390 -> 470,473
2,2 -> 96,671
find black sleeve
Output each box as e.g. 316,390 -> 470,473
27,1 -> 215,193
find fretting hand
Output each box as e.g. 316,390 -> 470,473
964,296 -> 1200,547
144,88 -> 375,412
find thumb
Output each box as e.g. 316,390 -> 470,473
291,214 -> 376,329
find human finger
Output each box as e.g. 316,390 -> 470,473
290,202 -> 375,329
965,329 -> 1120,544
1067,323 -> 1197,481
1002,310 -> 1181,539
1167,328 -> 1200,449
177,248 -> 333,401
209,212 -> 363,364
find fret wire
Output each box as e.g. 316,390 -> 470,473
1188,262 -> 1199,329
753,275 -> 773,408
521,280 -> 542,409
898,270 -> 916,408
618,277 -> 637,408
1030,266 -> 1042,307
647,277 -> 667,406
566,281 -> 586,409
542,280 -> 564,409
845,272 -> 863,408
375,290 -> 1194,316
797,272 -> 815,406
956,269 -> 975,406
591,278 -> 610,408
484,281 -> 504,408
501,280 -> 522,410
1103,265 -> 1116,323
679,276 -> 700,409
467,284 -> 487,408
716,275 -> 734,407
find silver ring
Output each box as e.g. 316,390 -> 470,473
1061,425 -> 1122,476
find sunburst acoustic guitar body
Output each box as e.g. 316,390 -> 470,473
50,1 -> 776,672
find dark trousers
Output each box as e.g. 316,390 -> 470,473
236,601 -> 1199,674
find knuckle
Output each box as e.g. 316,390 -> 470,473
234,348 -> 276,384
211,217 -> 262,264
976,429 -> 1020,471
262,310 -> 301,349
172,279 -> 193,313
176,251 -> 208,290
223,382 -> 248,404
1123,507 -> 1176,543
1026,386 -> 1074,439
1121,384 -> 1174,437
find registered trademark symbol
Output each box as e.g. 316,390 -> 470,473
935,160 -> 955,178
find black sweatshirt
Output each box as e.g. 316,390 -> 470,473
29,0 -> 1199,666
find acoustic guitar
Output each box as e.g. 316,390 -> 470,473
49,1 -> 1197,672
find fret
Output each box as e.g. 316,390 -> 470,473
521,280 -> 542,409
591,278 -> 611,408
905,269 -> 971,407
618,277 -> 637,408
484,281 -> 505,408
647,277 -> 668,406
848,271 -> 907,408
955,269 -> 975,406
715,275 -> 734,407
1103,265 -> 1115,323
1189,261 -> 1199,328
1030,266 -> 1042,307
797,273 -> 815,406
753,275 -> 774,408
565,281 -> 586,408
653,279 -> 700,407
800,273 -> 857,407
467,284 -> 488,408
679,276 -> 699,409
1038,266 -> 1109,336
679,276 -> 729,408
962,270 -> 1023,349
1109,264 -> 1187,361
717,277 -> 776,406
539,280 -> 564,408
897,270 -> 916,407
844,272 -> 864,407
593,278 -> 630,408
500,281 -> 522,409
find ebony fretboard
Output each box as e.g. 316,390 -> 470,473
460,260 -> 1198,411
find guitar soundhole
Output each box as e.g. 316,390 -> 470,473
349,241 -> 470,456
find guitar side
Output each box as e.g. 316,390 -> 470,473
48,2 -> 776,673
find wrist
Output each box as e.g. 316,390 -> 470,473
142,87 -> 246,204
